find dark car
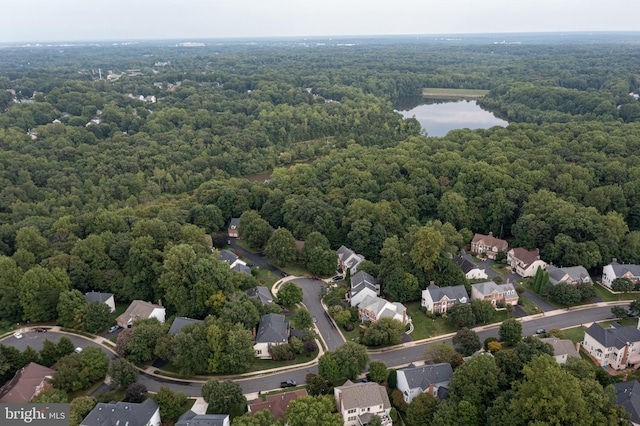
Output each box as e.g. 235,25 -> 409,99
280,380 -> 297,388
536,329 -> 547,335
34,327 -> 47,333
331,275 -> 344,281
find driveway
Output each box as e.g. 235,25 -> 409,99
516,285 -> 556,313
228,238 -> 286,277
477,259 -> 499,280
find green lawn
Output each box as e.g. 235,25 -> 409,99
598,317 -> 638,328
406,302 -> 458,341
518,296 -> 543,315
253,267 -> 279,288
593,283 -> 640,302
489,263 -> 511,276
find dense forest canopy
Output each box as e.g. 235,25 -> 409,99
1,34 -> 640,323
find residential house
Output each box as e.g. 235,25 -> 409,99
547,265 -> 593,286
582,322 -> 640,370
348,271 -> 381,307
470,232 -> 508,260
540,338 -> 580,364
602,260 -> 640,289
421,283 -> 469,314
231,263 -> 252,275
358,295 -> 408,326
337,245 -> 365,275
168,317 -> 203,335
246,286 -> 274,305
470,281 -> 519,308
248,389 -> 308,419
0,363 -> 55,403
175,412 -> 230,426
219,249 -> 247,270
85,291 -> 116,313
228,218 -> 240,238
452,254 -> 488,280
253,313 -> 290,359
507,247 -> 547,278
81,398 -> 161,426
116,300 -> 166,328
334,381 -> 392,426
396,363 -> 453,403
613,380 -> 640,426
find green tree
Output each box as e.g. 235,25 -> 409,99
69,396 -> 96,426
107,358 -> 138,390
31,388 -> 68,403
151,386 -> 188,422
630,299 -> 640,316
39,339 -> 59,367
447,303 -> 476,328
0,256 -> 24,322
85,301 -> 111,333
611,277 -> 634,293
318,352 -> 341,383
306,373 -> 332,396
125,383 -> 148,403
233,410 -> 284,426
452,327 -> 482,356
410,226 -> 445,273
265,227 -> 298,266
424,342 -> 463,368
202,380 -> 247,418
548,282 -> 581,305
470,299 -> 494,325
56,336 -> 75,358
449,354 -> 501,421
15,226 -> 48,260
292,308 -> 313,329
277,282 -> 303,306
301,232 -> 331,265
362,317 -> 405,347
499,318 -> 522,346
367,361 -> 388,383
126,319 -> 165,364
284,395 -> 343,426
333,309 -> 352,327
57,289 -> 87,329
611,306 -> 628,318
406,392 -> 439,426
307,247 -> 338,276
334,341 -> 369,380
239,210 -> 273,249
515,336 -> 554,364
21,345 -> 40,365
19,266 -> 70,322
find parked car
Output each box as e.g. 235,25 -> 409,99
74,347 -> 83,353
312,316 -> 317,323
536,329 -> 547,335
34,327 -> 47,333
13,332 -> 23,339
331,275 -> 344,281
280,380 -> 297,388
108,325 -> 120,333
312,275 -> 321,280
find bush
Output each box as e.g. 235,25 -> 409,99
268,343 -> 295,361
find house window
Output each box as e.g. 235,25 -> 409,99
255,350 -> 262,355
348,409 -> 356,414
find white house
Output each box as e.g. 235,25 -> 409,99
452,254 -> 488,280
116,300 -> 165,328
85,291 -> 116,313
348,271 -> 380,307
582,321 -> 640,370
540,338 -> 580,364
507,247 -> 547,278
602,260 -> 640,289
396,363 -> 453,403
219,249 -> 247,270
337,245 -> 365,275
334,381 -> 392,426
358,295 -> 408,326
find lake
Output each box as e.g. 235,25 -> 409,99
397,99 -> 508,137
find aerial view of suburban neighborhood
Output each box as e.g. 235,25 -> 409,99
1,5 -> 640,425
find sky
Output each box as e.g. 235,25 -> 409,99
1,0 -> 639,43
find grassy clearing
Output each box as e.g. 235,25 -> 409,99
593,283 -> 639,302
489,263 -> 511,276
598,317 -> 638,328
253,267 -> 279,288
518,296 -> 543,315
562,326 -> 586,344
406,302 -> 458,341
422,88 -> 489,98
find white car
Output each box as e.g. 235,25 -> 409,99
74,347 -> 83,353
13,332 -> 23,339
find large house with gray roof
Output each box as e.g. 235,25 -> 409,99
348,271 -> 381,307
582,322 -> 640,370
219,249 -> 247,270
396,363 -> 453,403
337,245 -> 365,275
546,265 -> 592,287
358,295 -> 408,326
470,281 -> 518,308
613,380 -> 640,426
334,381 -> 392,426
452,254 -> 488,280
421,283 -> 469,314
85,291 -> 116,313
253,313 -> 290,359
540,337 -> 580,364
602,260 -> 640,289
81,398 -> 161,426
176,413 -> 230,426
168,317 -> 203,335
246,286 -> 274,305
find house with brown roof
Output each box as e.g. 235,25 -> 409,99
248,389 -> 307,419
334,381 -> 392,426
116,300 -> 166,328
470,232 -> 508,260
507,247 -> 547,278
0,362 -> 55,403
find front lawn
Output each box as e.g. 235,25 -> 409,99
405,302 -> 458,341
489,263 -> 511,276
562,326 -> 586,344
593,283 -> 639,302
518,297 -> 543,315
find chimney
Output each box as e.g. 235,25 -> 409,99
428,383 -> 434,395
489,232 -> 493,237
506,278 -> 510,284
157,299 -> 162,307
576,342 -> 580,353
613,258 -> 618,263
252,327 -> 257,338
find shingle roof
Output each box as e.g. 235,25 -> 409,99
81,398 -> 159,426
425,284 -> 469,304
229,218 -> 239,230
248,389 -> 308,419
232,263 -> 252,275
85,291 -> 113,304
452,254 -> 478,274
471,233 -> 508,251
168,317 -> 203,335
547,265 -> 592,285
510,247 -> 542,269
398,363 -> 453,394
0,363 -> 55,403
116,300 -> 164,326
175,412 -> 230,426
609,262 -> 640,279
337,245 -> 364,269
585,323 -> 640,349
614,380 -> 640,425
540,338 -> 580,359
471,281 -> 516,297
350,271 -> 379,298
219,249 -> 238,264
246,286 -> 273,304
255,313 -> 289,344
336,381 -> 391,411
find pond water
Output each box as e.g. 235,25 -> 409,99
397,99 -> 508,137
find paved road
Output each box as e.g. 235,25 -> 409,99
229,238 -> 285,277
5,331 -> 116,359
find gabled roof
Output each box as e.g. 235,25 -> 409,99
219,249 -> 238,264
398,363 -> 453,394
337,245 -> 364,269
176,412 -> 230,426
614,380 -> 640,425
452,254 -> 479,274
471,281 -> 516,297
246,286 -> 273,305
168,317 -> 203,335
608,261 -> 640,278
0,362 -> 55,403
424,283 -> 469,304
117,300 -> 164,326
231,263 -> 252,275
547,265 -> 592,285
248,389 -> 308,419
228,218 -> 239,230
350,271 -> 379,298
255,313 -> 289,344
540,338 -> 580,359
336,381 -> 391,411
510,247 -> 543,269
471,232 -> 508,251
585,322 -> 640,350
85,291 -> 114,304
81,398 -> 159,426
